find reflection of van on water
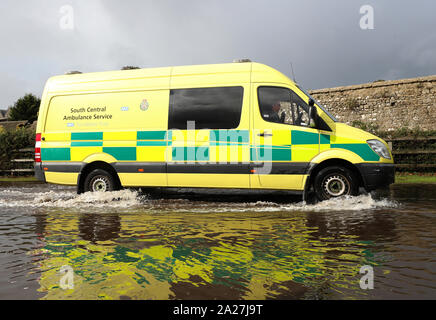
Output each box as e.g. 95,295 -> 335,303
35,61 -> 394,201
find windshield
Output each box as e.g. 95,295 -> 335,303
296,85 -> 338,122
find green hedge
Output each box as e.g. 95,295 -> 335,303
0,127 -> 35,170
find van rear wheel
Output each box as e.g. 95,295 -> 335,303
314,166 -> 359,201
84,169 -> 116,193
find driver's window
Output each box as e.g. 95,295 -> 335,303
258,87 -> 292,125
258,86 -> 310,127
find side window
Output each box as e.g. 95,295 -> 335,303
290,91 -> 310,127
258,86 -> 311,127
168,86 -> 244,130
258,87 -> 292,125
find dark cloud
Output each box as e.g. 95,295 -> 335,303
0,0 -> 435,108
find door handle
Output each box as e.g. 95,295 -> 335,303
257,132 -> 273,137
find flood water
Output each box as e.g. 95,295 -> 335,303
0,182 -> 435,300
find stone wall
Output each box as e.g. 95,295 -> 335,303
309,75 -> 436,132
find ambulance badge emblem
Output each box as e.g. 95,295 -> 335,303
140,99 -> 149,111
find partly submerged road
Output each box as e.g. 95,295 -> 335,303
0,182 -> 435,299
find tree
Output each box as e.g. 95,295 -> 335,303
8,93 -> 41,122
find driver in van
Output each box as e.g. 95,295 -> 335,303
268,102 -> 285,124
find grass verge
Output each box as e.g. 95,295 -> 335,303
395,173 -> 436,184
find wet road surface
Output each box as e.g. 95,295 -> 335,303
0,182 -> 435,299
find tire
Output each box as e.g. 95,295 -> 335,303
83,169 -> 116,193
313,166 -> 359,201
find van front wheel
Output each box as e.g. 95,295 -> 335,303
313,166 -> 359,201
84,169 -> 116,193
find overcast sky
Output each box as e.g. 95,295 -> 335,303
0,0 -> 435,109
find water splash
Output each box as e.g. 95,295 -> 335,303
280,194 -> 399,212
0,189 -> 142,210
180,194 -> 399,213
0,187 -> 398,213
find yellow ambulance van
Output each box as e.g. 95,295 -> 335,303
34,61 -> 394,201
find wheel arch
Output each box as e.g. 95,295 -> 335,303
77,161 -> 121,194
303,158 -> 364,200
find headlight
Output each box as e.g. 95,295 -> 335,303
367,139 -> 391,159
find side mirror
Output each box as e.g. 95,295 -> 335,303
308,98 -> 315,107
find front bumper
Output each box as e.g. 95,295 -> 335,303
356,163 -> 395,191
34,162 -> 46,182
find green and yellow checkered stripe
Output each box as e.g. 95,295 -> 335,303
40,130 -> 379,163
